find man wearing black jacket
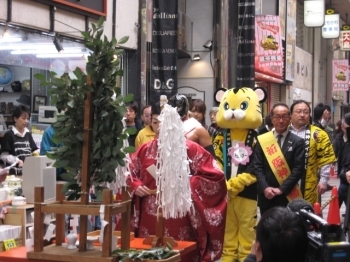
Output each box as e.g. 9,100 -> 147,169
333,113 -> 350,208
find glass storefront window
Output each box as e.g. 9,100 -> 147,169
0,25 -> 88,76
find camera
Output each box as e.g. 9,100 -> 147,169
298,209 -> 350,262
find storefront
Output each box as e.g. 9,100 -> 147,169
0,23 -> 88,147
0,6 -> 108,161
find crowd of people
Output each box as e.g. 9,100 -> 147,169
1,93 -> 349,262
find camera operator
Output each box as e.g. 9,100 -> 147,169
244,206 -> 308,262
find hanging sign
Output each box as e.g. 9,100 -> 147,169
236,0 -> 255,88
150,0 -> 178,103
340,30 -> 350,51
304,0 -> 325,27
322,9 -> 340,39
332,60 -> 349,91
255,15 -> 284,79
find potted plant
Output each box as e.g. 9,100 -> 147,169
35,17 -> 136,200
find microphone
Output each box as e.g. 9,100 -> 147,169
287,198 -> 314,213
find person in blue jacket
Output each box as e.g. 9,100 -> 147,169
40,126 -> 65,180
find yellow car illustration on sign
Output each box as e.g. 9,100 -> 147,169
335,71 -> 346,81
261,35 -> 279,51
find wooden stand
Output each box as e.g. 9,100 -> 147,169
27,82 -> 131,262
142,207 -> 177,248
27,184 -> 131,262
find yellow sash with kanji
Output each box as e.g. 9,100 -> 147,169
257,131 -> 302,202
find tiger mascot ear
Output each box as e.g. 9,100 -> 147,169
214,88 -> 227,103
253,87 -> 268,103
215,87 -> 267,104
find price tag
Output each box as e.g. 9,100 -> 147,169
3,239 -> 17,250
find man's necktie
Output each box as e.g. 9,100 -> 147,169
277,134 -> 283,147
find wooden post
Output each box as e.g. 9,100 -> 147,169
55,183 -> 66,246
155,207 -> 164,246
102,190 -> 113,257
79,76 -> 93,251
34,187 -> 44,252
121,187 -> 131,249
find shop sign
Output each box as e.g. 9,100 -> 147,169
304,0 -> 325,27
255,15 -> 284,79
294,47 -> 312,92
322,10 -> 340,39
332,59 -> 349,91
340,30 -> 350,51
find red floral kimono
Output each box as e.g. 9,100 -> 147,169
127,139 -> 227,262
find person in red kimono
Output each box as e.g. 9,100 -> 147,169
126,101 -> 227,262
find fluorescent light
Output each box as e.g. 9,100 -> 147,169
0,43 -> 53,50
11,48 -> 84,55
36,53 -> 89,58
0,37 -> 22,43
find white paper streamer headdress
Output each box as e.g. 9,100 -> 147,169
155,97 -> 193,219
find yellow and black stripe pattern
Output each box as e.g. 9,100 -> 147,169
303,125 -> 336,204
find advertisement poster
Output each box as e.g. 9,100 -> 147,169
255,15 -> 284,79
150,0 -> 178,103
332,60 -> 349,91
285,0 -> 296,81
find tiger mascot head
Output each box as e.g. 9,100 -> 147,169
214,87 -> 267,130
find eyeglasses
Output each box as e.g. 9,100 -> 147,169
293,109 -> 309,115
272,115 -> 290,120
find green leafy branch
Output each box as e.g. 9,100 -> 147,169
35,17 -> 135,200
112,243 -> 178,261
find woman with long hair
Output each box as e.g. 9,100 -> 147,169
190,99 -> 207,128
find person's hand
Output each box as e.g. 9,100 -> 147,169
250,240 -> 257,255
346,171 -> 350,183
134,185 -> 151,197
17,160 -> 24,167
264,187 -> 275,199
317,182 -> 327,195
271,188 -> 282,195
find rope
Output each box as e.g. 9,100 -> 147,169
321,195 -> 337,211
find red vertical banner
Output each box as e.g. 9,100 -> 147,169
255,15 -> 284,79
332,59 -> 349,91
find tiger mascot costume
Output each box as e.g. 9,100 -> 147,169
214,87 -> 267,262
